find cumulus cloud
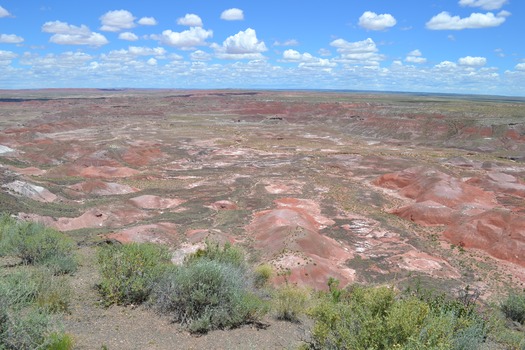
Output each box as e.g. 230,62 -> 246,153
458,56 -> 487,66
459,0 -> 508,10
152,27 -> 212,49
0,50 -> 17,65
405,49 -> 427,64
100,10 -> 136,32
330,38 -> 384,66
177,14 -> 203,27
435,61 -> 458,69
42,21 -> 108,47
0,5 -> 10,17
515,63 -> 525,71
0,34 -> 24,44
358,11 -> 397,30
426,11 -> 509,30
221,8 -> 244,21
190,50 -> 212,61
273,39 -> 299,46
213,28 -> 267,60
138,17 -> 157,26
282,49 -> 335,69
118,32 -> 138,41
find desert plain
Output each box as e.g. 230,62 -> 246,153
1,89 -> 525,348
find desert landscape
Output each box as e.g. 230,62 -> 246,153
1,89 -> 525,349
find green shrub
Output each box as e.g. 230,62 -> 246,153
273,284 -> 309,322
44,332 -> 75,350
184,240 -> 245,267
151,259 -> 268,333
306,283 -> 487,350
0,308 -> 50,350
253,264 -> 273,288
0,216 -> 77,274
501,291 -> 525,324
97,242 -> 171,305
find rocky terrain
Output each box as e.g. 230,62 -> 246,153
1,89 -> 524,347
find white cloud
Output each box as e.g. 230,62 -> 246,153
273,39 -> 299,46
190,50 -> 212,61
459,0 -> 508,10
42,21 -> 109,47
128,46 -> 166,57
118,32 -> 138,41
20,51 -> 93,69
282,49 -> 336,69
405,49 -> 427,64
147,58 -> 157,66
138,17 -> 157,26
0,5 -> 10,17
152,27 -> 212,49
435,61 -> 458,69
100,10 -> 136,32
458,56 -> 487,67
318,48 -> 332,57
358,11 -> 397,30
0,34 -> 24,44
0,50 -> 17,65
221,8 -> 244,21
515,63 -> 525,71
213,28 -> 267,60
177,14 -> 203,27
330,38 -> 384,66
426,11 -> 509,30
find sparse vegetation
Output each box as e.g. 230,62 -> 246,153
272,284 -> 309,322
97,242 -> 171,305
0,213 -> 77,274
501,290 -> 525,324
151,241 -> 268,333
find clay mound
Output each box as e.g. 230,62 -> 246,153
443,209 -> 525,266
3,180 -> 57,203
69,180 -> 139,196
375,167 -> 496,209
129,195 -> 184,209
466,172 -> 525,198
8,166 -> 46,176
209,200 -> 238,210
393,250 -> 460,279
247,198 -> 353,289
121,147 -> 166,167
48,165 -> 140,179
106,223 -> 179,244
19,209 -> 108,231
392,200 -> 455,226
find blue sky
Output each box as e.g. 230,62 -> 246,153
1,0 -> 524,96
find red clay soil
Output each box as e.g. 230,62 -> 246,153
375,167 -> 525,266
129,195 -> 184,210
247,198 -> 354,290
443,209 -> 525,266
68,180 -> 139,196
106,222 -> 179,244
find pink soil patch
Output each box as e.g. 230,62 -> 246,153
443,209 -> 525,266
19,209 -> 108,231
52,165 -> 140,179
8,166 -> 46,176
209,200 -> 238,210
106,223 -> 179,244
374,167 -> 496,209
121,147 -> 166,167
129,195 -> 184,210
392,200 -> 455,226
466,172 -> 525,198
264,180 -> 304,194
247,198 -> 354,289
3,180 -> 57,203
393,251 -> 460,279
69,180 -> 139,196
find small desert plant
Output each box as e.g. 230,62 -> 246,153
273,284 -> 309,322
501,290 -> 525,324
151,259 -> 268,333
184,240 -> 245,267
0,216 -> 77,274
253,264 -> 273,288
97,242 -> 171,305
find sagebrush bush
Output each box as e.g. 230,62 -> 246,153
254,264 -> 273,288
273,284 -> 309,322
97,242 -> 171,305
184,240 -> 245,267
501,291 -> 525,324
151,259 -> 268,333
0,215 -> 77,274
305,282 -> 487,350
